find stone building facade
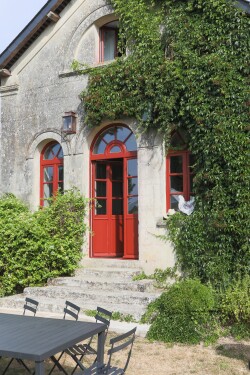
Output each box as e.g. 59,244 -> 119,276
0,0 -> 196,273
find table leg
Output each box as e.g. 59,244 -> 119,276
35,360 -> 45,375
96,330 -> 105,364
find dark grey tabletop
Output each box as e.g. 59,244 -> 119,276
0,313 -> 106,361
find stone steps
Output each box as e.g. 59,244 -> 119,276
0,259 -> 161,321
74,267 -> 142,279
47,276 -> 155,292
0,295 -> 149,320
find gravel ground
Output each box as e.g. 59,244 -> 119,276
0,335 -> 249,374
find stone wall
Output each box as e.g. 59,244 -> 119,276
0,0 -> 175,274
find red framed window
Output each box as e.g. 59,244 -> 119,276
166,132 -> 195,211
40,142 -> 64,206
99,21 -> 119,62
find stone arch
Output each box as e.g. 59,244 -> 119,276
63,5 -> 116,69
26,131 -> 69,210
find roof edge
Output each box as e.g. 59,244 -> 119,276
0,0 -> 72,70
0,0 -> 249,70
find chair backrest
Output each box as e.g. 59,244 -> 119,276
95,306 -> 112,329
106,327 -> 137,373
63,300 -> 80,321
23,297 -> 39,316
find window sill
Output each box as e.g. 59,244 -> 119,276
156,219 -> 167,228
58,60 -> 116,78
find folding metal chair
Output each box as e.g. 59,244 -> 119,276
1,297 -> 39,374
48,300 -> 81,375
66,306 -> 112,374
23,297 -> 39,316
75,327 -> 137,375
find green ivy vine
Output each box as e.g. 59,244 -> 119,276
74,0 -> 250,287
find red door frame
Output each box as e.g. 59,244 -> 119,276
90,125 -> 138,259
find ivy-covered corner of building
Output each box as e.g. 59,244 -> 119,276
75,0 -> 250,288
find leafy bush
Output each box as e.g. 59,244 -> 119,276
133,266 -> 180,289
0,189 -> 88,296
218,275 -> 250,339
143,279 -> 218,344
85,309 -> 136,323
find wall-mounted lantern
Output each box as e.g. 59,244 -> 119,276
62,111 -> 77,134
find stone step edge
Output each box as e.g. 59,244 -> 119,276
23,286 -> 161,298
0,296 -> 150,321
48,276 -> 153,285
0,307 -> 149,338
0,295 -> 151,313
75,267 -> 142,273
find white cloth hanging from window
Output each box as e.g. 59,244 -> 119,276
178,195 -> 195,215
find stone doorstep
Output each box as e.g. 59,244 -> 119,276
0,307 -> 149,338
74,268 -> 142,279
80,258 -> 143,270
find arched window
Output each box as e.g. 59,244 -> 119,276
40,142 -> 64,206
166,132 -> 195,211
99,20 -> 119,62
92,125 -> 137,156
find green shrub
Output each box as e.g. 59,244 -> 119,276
133,266 -> 180,289
218,275 -> 250,339
143,279 -> 218,344
0,189 -> 88,296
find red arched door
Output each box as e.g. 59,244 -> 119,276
90,125 -> 138,259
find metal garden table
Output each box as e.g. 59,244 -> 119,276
0,313 -> 106,374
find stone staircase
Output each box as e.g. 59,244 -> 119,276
0,259 -> 161,321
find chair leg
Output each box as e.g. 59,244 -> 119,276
2,358 -> 14,375
49,352 -> 69,375
2,358 -> 32,375
70,354 -> 86,375
17,359 -> 33,373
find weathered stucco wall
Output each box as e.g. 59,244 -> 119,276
0,0 -> 175,274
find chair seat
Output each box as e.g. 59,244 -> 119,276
66,343 -> 97,357
77,362 -> 125,374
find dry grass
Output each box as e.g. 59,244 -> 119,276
0,335 -> 249,374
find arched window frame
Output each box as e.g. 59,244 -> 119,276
40,141 -> 64,206
91,124 -> 137,160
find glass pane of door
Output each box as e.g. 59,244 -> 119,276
96,199 -> 107,215
127,159 -> 138,215
112,199 -> 123,215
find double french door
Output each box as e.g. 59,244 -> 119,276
91,158 -> 138,259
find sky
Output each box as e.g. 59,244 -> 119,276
0,0 -> 47,54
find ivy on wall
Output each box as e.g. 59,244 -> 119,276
75,0 -> 250,287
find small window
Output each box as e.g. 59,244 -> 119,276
40,142 -> 64,206
166,132 -> 195,211
99,21 -> 119,62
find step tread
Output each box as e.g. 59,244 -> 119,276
0,296 -> 148,319
24,285 -> 160,298
49,276 -> 153,284
76,267 -> 142,273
